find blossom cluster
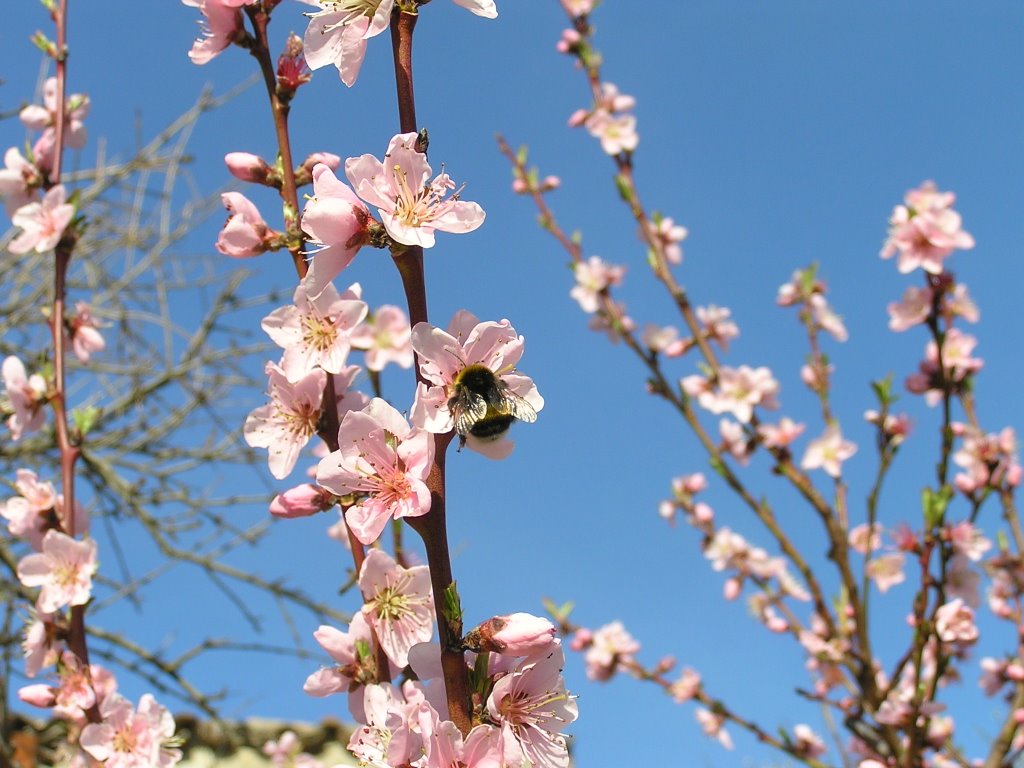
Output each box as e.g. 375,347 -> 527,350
305,553 -> 575,768
6,467 -> 181,765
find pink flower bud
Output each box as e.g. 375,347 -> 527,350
693,502 -> 714,525
1014,708 -> 1024,724
556,28 -> 582,54
766,616 -> 789,633
1007,662 -> 1024,682
683,473 -> 708,494
18,683 -> 55,708
301,152 -> 342,174
465,612 -> 556,656
225,152 -> 273,184
655,655 -> 676,673
270,484 -> 333,518
277,33 -> 311,93
1009,464 -> 1023,487
541,175 -> 561,191
567,108 -> 589,128
723,577 -> 741,601
216,192 -> 273,258
512,178 -> 528,194
570,627 -> 592,651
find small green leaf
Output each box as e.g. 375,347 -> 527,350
72,406 -> 101,438
922,485 -> 953,528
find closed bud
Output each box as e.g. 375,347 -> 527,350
270,484 -> 333,518
18,683 -> 55,708
464,612 -> 556,656
295,152 -> 343,187
225,152 -> 273,185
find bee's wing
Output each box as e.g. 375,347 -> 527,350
497,388 -> 538,424
450,389 -> 489,436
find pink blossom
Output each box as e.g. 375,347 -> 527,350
303,612 -> 374,698
52,655 -> 105,723
426,721 -> 505,768
9,184 -> 75,255
864,409 -> 912,446
467,613 -> 556,656
584,621 -> 639,681
350,304 -> 415,371
945,554 -> 980,608
881,181 -> 974,274
2,499 -> 45,548
669,668 -> 701,702
980,657 -> 1009,696
80,693 -> 181,768
17,530 -> 98,613
269,484 -> 333,519
801,426 -> 857,478
719,419 -> 751,465
301,0 -> 394,87
19,78 -> 89,168
585,111 -> 639,155
800,361 -> 833,392
410,310 -> 543,459
934,598 -> 978,645
358,549 -> 434,668
887,285 -> 933,332
953,427 -> 1019,493
68,301 -> 106,363
347,683 -> 433,767
0,147 -> 40,216
906,329 -> 984,406
23,617 -> 61,678
183,0 -> 249,65
793,724 -> 827,759
809,294 -> 848,341
330,365 -> 371,419
641,324 -> 687,357
346,133 -> 485,248
570,256 -> 625,313
304,0 -> 494,88
946,521 -> 992,561
487,643 -> 577,768
704,528 -> 781,580
262,280 -> 367,381
243,362 -> 326,480
215,191 -> 274,258
316,398 -> 433,545
696,305 -> 739,350
594,82 -> 636,113
848,522 -> 883,554
757,417 -> 805,449
866,553 -> 905,593
945,283 -> 979,322
299,164 -> 371,297
695,708 -> 733,750
643,216 -> 688,265
689,365 -> 779,424
561,0 -> 595,15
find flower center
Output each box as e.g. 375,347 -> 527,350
301,313 -> 338,353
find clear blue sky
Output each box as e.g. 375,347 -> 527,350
3,2 -> 1024,765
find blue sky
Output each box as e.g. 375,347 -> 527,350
3,1 -> 1024,766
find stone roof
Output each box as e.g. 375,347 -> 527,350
6,714 -> 356,768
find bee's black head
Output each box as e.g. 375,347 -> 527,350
456,364 -> 500,397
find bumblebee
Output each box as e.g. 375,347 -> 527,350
447,364 -> 537,448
